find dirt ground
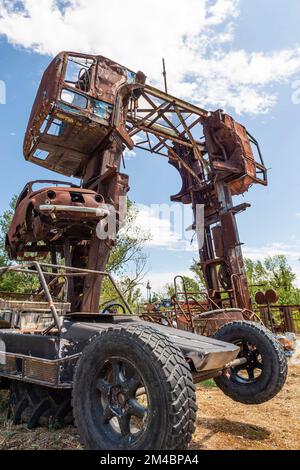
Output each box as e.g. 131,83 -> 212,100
192,363 -> 300,450
0,364 -> 299,451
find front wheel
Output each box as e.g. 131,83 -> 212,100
213,321 -> 288,404
72,325 -> 197,450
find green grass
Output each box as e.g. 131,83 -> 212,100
0,391 -> 8,413
198,379 -> 217,388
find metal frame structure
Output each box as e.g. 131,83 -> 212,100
18,51 -> 269,317
126,88 -> 267,313
0,52 -> 292,449
0,262 -> 133,334
0,264 -> 243,390
139,274 -> 261,337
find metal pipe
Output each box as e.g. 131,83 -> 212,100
194,308 -> 244,321
225,357 -> 247,369
106,273 -> 134,316
33,262 -> 62,331
39,205 -> 109,218
0,262 -> 134,316
144,84 -> 209,118
39,264 -> 134,315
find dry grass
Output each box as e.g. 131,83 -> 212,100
0,364 -> 299,450
191,364 -> 300,450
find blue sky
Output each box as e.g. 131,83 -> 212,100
0,0 -> 300,291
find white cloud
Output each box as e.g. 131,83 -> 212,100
1,0 -> 300,114
123,149 -> 136,160
243,241 -> 300,261
133,203 -> 198,251
143,270 -> 192,293
206,0 -> 239,25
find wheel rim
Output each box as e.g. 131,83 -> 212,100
95,357 -> 149,446
230,339 -> 264,384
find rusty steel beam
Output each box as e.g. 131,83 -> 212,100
144,84 -> 209,118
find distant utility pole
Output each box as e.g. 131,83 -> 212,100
146,281 -> 152,304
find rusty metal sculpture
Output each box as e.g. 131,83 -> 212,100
0,51 -> 290,450
18,51 -> 268,316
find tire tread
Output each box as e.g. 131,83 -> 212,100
72,324 -> 197,450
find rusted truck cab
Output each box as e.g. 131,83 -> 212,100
23,52 -> 146,177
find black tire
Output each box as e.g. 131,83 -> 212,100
213,321 -> 288,404
9,381 -> 73,429
72,324 -> 197,450
102,303 -> 126,315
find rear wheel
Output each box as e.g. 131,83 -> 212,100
213,321 -> 288,404
72,325 -> 197,450
9,382 -> 73,429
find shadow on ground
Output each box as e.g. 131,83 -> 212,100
192,417 -> 271,448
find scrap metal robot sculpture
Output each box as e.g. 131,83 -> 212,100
2,52 -> 290,450
16,51 -> 267,316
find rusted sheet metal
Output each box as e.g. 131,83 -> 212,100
255,291 -> 267,305
24,52 -> 146,177
6,180 -> 108,260
194,310 -> 245,337
265,289 -> 280,304
203,110 -> 267,195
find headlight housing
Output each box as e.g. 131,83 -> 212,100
95,194 -> 103,203
47,190 -> 56,200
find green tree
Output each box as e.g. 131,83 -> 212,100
0,196 -> 17,266
245,255 -> 300,305
190,258 -> 205,289
159,255 -> 300,307
163,275 -> 203,300
0,195 -> 38,293
100,202 -> 150,307
244,258 -> 269,299
264,255 -> 300,304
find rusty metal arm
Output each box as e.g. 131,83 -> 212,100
144,85 -> 209,118
126,85 -> 209,158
